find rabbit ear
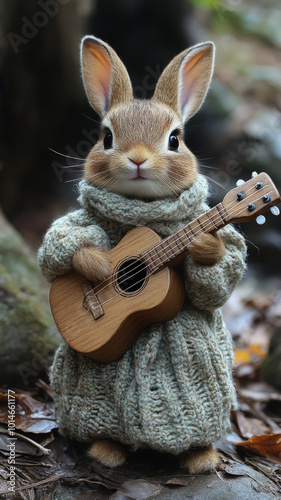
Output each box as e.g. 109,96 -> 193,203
81,36 -> 133,117
153,42 -> 215,122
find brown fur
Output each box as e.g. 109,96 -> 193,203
81,37 -> 133,116
88,439 -> 127,467
80,37 -> 214,199
189,233 -> 225,266
78,37 -> 220,468
84,100 -> 198,198
153,43 -> 214,121
72,247 -> 111,281
179,444 -> 220,473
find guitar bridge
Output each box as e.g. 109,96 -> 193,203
81,281 -> 104,320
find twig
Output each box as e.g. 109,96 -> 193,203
245,459 -> 281,489
0,428 -> 50,456
239,396 -> 281,433
0,473 -> 65,495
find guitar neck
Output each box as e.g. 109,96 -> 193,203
141,202 -> 229,273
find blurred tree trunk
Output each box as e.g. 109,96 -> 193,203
0,0 -> 194,228
0,207 -> 60,384
0,0 -> 95,217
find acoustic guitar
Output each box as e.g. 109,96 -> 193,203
50,172 -> 280,363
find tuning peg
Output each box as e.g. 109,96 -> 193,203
256,215 -> 266,225
236,179 -> 245,186
251,171 -> 258,177
270,206 -> 280,216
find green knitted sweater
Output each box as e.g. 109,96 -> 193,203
38,175 -> 247,454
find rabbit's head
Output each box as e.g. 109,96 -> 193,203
81,36 -> 214,199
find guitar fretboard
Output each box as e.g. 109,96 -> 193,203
140,203 -> 229,273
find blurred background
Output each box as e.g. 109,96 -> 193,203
1,2 -> 281,478
0,0 -> 281,271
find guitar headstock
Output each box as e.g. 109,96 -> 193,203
222,172 -> 281,224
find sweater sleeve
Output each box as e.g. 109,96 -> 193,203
183,224 -> 247,311
37,209 -> 110,282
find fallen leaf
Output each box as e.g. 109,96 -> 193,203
234,349 -> 251,364
244,293 -> 274,311
234,345 -> 267,365
239,383 -> 281,403
233,434 -> 281,464
223,463 -> 249,476
249,345 -> 267,359
235,363 -> 256,380
235,411 -> 272,439
0,428 -> 50,456
110,479 -> 163,500
0,393 -> 57,433
165,477 -> 190,486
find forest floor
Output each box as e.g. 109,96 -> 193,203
0,275 -> 281,499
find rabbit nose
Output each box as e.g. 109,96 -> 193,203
129,159 -> 147,167
128,158 -> 148,179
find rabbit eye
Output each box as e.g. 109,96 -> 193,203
168,132 -> 179,151
103,131 -> 113,150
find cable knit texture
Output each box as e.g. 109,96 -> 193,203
38,175 -> 247,454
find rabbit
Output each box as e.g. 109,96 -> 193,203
38,35 -> 246,474
73,36 -> 225,284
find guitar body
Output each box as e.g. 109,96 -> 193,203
50,226 -> 186,363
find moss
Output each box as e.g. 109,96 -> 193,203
0,222 -> 60,383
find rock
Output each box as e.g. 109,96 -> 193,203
0,210 -> 60,385
260,327 -> 281,391
47,458 -> 280,500
152,467 -> 279,500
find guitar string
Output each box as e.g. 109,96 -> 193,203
86,189 -> 272,313
83,188 -> 271,314
85,189 -> 272,313
84,181 -> 260,301
88,189 -> 272,311
89,181 -> 258,299
86,183 -> 267,307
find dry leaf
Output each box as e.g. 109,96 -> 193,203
239,382 -> 281,403
233,434 -> 281,464
110,479 -> 163,500
165,478 -> 190,486
0,393 -> 57,433
234,345 -> 267,365
223,463 -> 249,476
235,411 -> 272,439
244,293 -> 274,311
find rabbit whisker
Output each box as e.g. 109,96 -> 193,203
49,148 -> 85,161
65,177 -> 84,183
57,165 -> 85,170
198,164 -> 218,171
200,174 -> 225,189
82,113 -> 101,126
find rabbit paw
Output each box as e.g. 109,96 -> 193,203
179,444 -> 220,473
72,247 -> 111,281
88,439 -> 127,468
189,233 -> 225,266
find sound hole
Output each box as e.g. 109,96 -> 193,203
116,258 -> 147,294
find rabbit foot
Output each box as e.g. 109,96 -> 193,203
88,439 -> 127,468
189,233 -> 225,266
179,444 -> 220,474
73,247 -> 111,282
